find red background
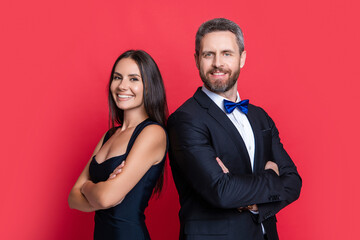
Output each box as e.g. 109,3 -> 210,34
1,0 -> 359,239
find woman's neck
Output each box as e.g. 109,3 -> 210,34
121,108 -> 148,130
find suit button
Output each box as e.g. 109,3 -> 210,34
268,195 -> 279,201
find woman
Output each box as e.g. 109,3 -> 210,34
68,50 -> 168,239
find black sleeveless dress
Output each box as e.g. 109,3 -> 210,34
89,119 -> 167,240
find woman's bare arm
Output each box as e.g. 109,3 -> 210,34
68,133 -> 106,212
81,125 -> 166,209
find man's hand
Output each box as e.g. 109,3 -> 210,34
216,157 -> 229,173
108,161 -> 125,180
216,157 -> 260,212
247,204 -> 258,212
265,161 -> 279,176
237,204 -> 258,212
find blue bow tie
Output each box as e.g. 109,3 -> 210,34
223,99 -> 249,114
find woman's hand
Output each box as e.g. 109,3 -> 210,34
108,161 -> 125,180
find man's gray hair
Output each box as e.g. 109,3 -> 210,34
195,18 -> 245,55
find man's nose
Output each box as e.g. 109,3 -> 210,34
212,55 -> 223,68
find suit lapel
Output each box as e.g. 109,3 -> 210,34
193,88 -> 252,172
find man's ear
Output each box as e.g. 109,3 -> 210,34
240,50 -> 247,68
194,53 -> 200,70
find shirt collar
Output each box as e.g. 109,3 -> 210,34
201,85 -> 241,113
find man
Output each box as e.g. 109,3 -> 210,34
167,18 -> 302,240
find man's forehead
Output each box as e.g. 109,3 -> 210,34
200,31 -> 239,52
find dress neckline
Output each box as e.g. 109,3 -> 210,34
93,118 -> 150,165
92,154 -> 126,165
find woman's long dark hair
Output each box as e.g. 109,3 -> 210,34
108,50 -> 168,196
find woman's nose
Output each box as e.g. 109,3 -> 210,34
118,78 -> 128,90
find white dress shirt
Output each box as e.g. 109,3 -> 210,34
201,86 -> 255,170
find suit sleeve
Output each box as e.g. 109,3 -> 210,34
168,110 -> 286,209
257,110 -> 302,222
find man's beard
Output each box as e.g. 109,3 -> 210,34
200,67 -> 240,93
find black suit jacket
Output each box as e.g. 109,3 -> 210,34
167,88 -> 302,240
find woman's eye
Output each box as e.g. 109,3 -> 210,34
113,76 -> 121,80
130,77 -> 139,81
